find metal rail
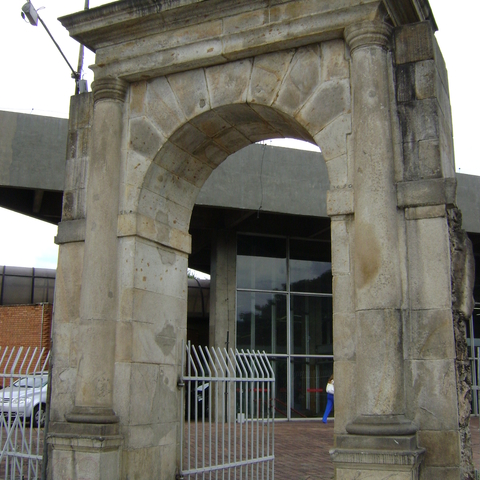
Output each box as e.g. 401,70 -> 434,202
179,343 -> 275,479
0,346 -> 50,480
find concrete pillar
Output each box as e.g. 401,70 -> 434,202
209,230 -> 236,350
330,20 -> 424,479
47,77 -> 127,480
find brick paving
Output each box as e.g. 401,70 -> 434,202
273,417 -> 480,480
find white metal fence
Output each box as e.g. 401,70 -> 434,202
179,344 -> 275,479
0,347 -> 50,480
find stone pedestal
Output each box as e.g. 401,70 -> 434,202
332,415 -> 425,479
47,423 -> 122,480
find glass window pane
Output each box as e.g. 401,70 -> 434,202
291,357 -> 333,419
236,291 -> 287,354
290,239 -> 332,293
237,235 -> 286,291
33,277 -> 55,304
291,295 -> 333,355
270,357 -> 288,419
3,275 -> 32,305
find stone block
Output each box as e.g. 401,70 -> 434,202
154,139 -> 213,188
49,364 -> 76,422
191,139 -> 230,169
356,309 -> 404,416
168,68 -> 211,120
248,49 -> 295,106
405,309 -> 455,360
128,116 -> 164,158
333,359 -> 357,433
398,98 -> 439,144
206,58 -> 252,108
327,187 -> 354,216
324,154 -> 348,188
314,114 -> 351,163
397,177 -> 456,208
129,81 -> 147,118
146,77 -> 186,138
121,443 -> 177,480
132,289 -> 187,332
404,205 -> 445,221
126,422 -> 178,450
133,239 -> 188,296
331,217 -> 351,275
124,150 -> 152,190
405,215 -> 451,310
143,163 -> 200,210
296,78 -> 350,137
273,45 -> 322,116
113,361 -> 132,420
127,363 -> 180,425
332,274 -> 354,315
417,430 -> 461,467
68,91 -> 93,131
223,7 -> 268,34
321,39 -> 349,81
396,63 -> 415,104
419,466 -> 461,480
190,109 -> 231,137
115,321 -> 133,363
417,138 -> 441,178
405,359 -> 458,430
212,127 -> 251,154
131,319 -> 179,366
333,312 -> 356,361
395,22 -> 435,65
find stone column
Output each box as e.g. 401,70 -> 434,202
330,21 -> 424,479
47,77 -> 127,480
66,77 -> 128,424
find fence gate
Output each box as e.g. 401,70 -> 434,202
0,347 -> 50,480
179,344 -> 275,479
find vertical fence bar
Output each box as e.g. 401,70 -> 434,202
179,347 -> 274,479
0,346 -> 49,480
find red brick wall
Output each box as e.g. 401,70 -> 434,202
0,304 -> 52,351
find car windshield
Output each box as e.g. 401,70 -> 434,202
12,377 -> 46,388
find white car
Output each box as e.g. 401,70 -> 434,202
1,375 -> 48,427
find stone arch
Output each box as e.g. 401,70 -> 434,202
124,43 -> 351,250
49,2 -> 471,479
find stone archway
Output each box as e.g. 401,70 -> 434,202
48,1 -> 474,479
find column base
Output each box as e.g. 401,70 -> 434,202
330,415 -> 425,479
65,405 -> 119,424
46,421 -> 123,480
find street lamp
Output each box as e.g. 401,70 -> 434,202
21,1 -> 88,94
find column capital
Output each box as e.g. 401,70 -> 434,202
92,76 -> 128,103
344,21 -> 393,54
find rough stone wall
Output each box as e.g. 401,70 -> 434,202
448,207 -> 475,479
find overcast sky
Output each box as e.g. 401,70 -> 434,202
0,0 -> 478,270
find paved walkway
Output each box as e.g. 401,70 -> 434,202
274,417 -> 480,480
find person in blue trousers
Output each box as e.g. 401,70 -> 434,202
322,374 -> 334,423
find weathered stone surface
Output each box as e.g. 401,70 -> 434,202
274,46 -> 322,116
51,2 -> 462,480
206,59 -> 252,108
417,430 -> 461,467
247,49 -> 295,106
314,114 -> 351,163
406,215 -> 451,310
405,359 -> 458,431
167,68 -> 211,120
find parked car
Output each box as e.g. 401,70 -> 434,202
0,375 -> 48,427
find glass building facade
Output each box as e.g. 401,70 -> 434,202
236,234 -> 333,420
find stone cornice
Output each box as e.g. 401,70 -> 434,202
92,77 -> 128,103
60,0 -> 384,82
